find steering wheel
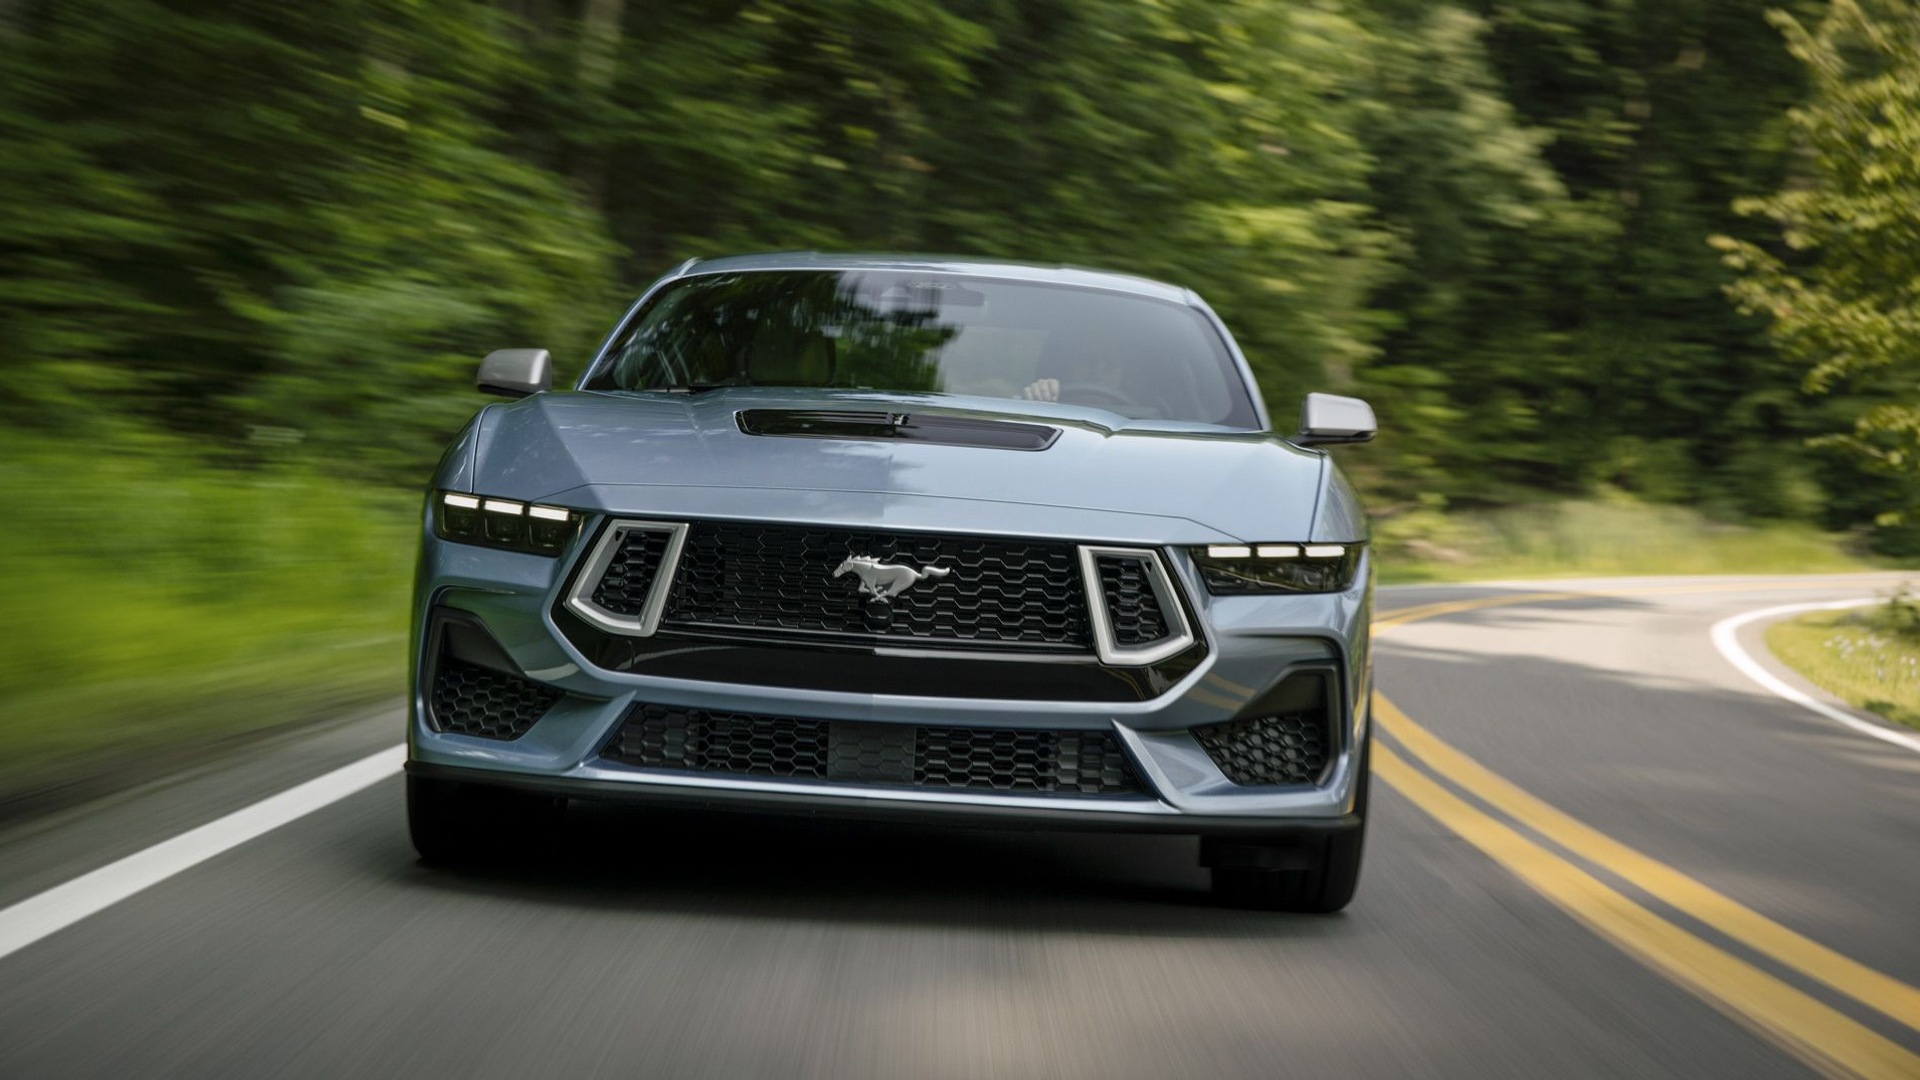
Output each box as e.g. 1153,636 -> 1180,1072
1057,383 -> 1142,410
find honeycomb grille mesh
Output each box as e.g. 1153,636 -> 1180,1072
1192,713 -> 1330,786
429,656 -> 562,740
612,704 -> 830,778
605,705 -> 1141,795
1095,555 -> 1173,645
663,523 -> 1090,648
915,726 -> 1137,794
588,528 -> 674,616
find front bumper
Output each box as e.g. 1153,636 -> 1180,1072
406,761 -> 1364,837
408,522 -> 1372,832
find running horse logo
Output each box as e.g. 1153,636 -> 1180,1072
833,555 -> 951,601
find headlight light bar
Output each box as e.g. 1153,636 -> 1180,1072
435,491 -> 584,556
1190,542 -> 1361,595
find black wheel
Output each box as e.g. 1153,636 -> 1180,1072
1207,736 -> 1370,913
408,773 -> 565,865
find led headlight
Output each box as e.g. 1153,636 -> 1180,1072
1190,542 -> 1361,595
433,491 -> 583,556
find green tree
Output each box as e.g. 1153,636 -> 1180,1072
1354,0 -> 1819,516
0,0 -> 1867,521
1715,0 -> 1920,537
0,0 -> 616,473
539,0 -> 1398,412
1350,2 -> 1606,505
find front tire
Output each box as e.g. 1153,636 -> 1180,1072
408,773 -> 565,865
1207,737 -> 1369,913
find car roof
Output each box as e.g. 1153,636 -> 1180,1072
675,252 -> 1195,305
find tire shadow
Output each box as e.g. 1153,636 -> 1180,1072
380,799 -> 1359,939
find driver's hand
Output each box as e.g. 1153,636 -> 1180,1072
1019,378 -> 1060,402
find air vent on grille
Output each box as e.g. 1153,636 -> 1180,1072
663,524 -> 1091,648
429,655 -> 562,741
605,705 -> 1142,795
1192,712 -> 1329,786
590,529 -> 672,615
1077,547 -> 1195,666
566,521 -> 690,636
1095,555 -> 1172,645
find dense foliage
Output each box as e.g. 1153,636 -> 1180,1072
0,0 -> 1913,538
1716,0 -> 1920,547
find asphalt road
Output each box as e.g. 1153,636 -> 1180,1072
3,574 -> 1919,1079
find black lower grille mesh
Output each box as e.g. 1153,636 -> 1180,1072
605,705 -> 1141,795
916,726 -> 1137,793
614,706 -> 830,779
430,656 -> 562,740
1192,713 -> 1329,786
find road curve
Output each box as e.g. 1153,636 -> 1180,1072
2,574 -> 1918,1079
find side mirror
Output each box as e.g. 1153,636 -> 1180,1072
1295,392 -> 1376,446
477,348 -> 553,398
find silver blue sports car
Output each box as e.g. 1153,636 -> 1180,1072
407,252 -> 1376,912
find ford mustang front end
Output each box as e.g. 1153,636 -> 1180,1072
405,253 -> 1376,911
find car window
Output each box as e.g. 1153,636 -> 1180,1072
587,270 -> 1260,427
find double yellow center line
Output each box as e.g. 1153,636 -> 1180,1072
1373,581 -> 1920,1080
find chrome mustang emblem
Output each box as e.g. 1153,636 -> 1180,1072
833,555 -> 950,601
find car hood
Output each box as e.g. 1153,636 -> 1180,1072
449,389 -> 1348,545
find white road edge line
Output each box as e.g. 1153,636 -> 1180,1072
1710,599 -> 1920,756
0,744 -> 406,963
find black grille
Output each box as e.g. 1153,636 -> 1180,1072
605,705 -> 1142,795
663,523 -> 1091,648
590,528 -> 674,616
1193,713 -> 1330,786
1095,554 -> 1173,645
429,656 -> 562,740
916,726 -> 1137,793
612,704 -> 830,778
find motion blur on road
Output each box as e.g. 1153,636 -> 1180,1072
6,576 -> 1920,1079
5,2 -> 1920,1079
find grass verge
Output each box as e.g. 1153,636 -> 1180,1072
1766,605 -> 1920,732
0,431 -> 416,812
1376,493 -> 1879,584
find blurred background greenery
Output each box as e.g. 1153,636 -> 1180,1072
3,0 -> 1918,804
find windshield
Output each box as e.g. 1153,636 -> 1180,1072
584,269 -> 1261,427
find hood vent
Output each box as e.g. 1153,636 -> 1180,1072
736,409 -> 1059,451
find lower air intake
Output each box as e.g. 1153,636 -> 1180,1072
1192,712 -> 1330,786
916,726 -> 1137,794
429,655 -> 562,741
605,705 -> 1142,796
615,706 -> 831,779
